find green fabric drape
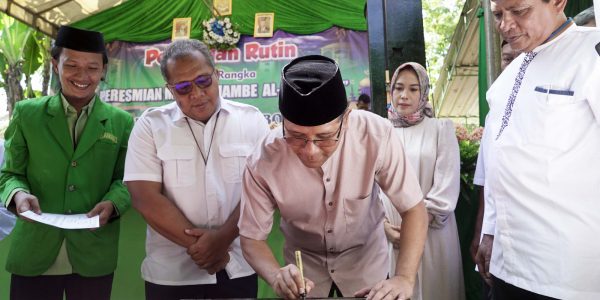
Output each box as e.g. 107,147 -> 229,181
73,0 -> 367,43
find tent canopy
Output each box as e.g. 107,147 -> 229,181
0,0 -> 128,37
432,0 -> 479,124
0,0 -> 366,41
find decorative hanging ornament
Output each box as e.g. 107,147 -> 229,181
202,17 -> 240,51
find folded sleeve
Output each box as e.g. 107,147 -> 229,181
481,191 -> 496,236
238,160 -> 277,241
424,119 -> 460,229
123,112 -> 163,183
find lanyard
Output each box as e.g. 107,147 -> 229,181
185,112 -> 220,165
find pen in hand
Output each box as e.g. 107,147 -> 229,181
295,250 -> 307,299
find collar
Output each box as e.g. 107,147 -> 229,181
61,93 -> 95,116
533,18 -> 576,53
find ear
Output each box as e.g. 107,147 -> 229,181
552,0 -> 567,14
165,84 -> 175,96
102,65 -> 108,81
343,106 -> 351,121
213,68 -> 220,84
51,58 -> 58,74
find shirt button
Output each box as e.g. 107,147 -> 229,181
68,185 -> 76,192
329,247 -> 334,252
71,161 -> 78,167
327,229 -> 333,233
328,202 -> 333,206
330,269 -> 335,273
326,178 -> 331,182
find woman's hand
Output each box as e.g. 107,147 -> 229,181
383,220 -> 402,249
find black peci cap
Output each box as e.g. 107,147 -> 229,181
55,26 -> 107,61
279,55 -> 348,126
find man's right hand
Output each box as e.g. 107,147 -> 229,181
13,191 -> 41,221
270,264 -> 315,300
476,234 -> 494,286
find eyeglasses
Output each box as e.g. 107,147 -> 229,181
167,72 -> 214,95
283,115 -> 344,148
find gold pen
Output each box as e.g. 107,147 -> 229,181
295,250 -> 307,299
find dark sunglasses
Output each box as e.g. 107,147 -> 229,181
167,72 -> 214,95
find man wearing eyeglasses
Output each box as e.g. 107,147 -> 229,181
124,39 -> 269,299
239,55 -> 428,300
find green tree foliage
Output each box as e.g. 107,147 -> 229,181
0,13 -> 46,116
23,31 -> 45,99
423,0 -> 462,89
36,33 -> 52,97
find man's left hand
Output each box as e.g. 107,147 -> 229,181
185,228 -> 231,273
354,275 -> 414,300
87,201 -> 115,227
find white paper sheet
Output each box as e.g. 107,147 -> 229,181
20,210 -> 99,229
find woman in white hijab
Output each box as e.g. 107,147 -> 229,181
382,62 -> 465,300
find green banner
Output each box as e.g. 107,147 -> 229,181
99,27 -> 370,122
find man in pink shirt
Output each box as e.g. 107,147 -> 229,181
239,55 -> 428,300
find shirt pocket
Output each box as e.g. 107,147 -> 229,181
219,143 -> 253,183
95,140 -> 118,153
343,194 -> 372,238
94,141 -> 119,162
157,146 -> 196,187
530,88 -> 593,153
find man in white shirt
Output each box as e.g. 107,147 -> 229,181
124,39 -> 269,299
476,0 -> 600,299
470,40 -> 522,300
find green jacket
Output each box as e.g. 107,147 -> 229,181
0,94 -> 133,276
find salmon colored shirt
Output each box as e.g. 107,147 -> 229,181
239,110 -> 423,297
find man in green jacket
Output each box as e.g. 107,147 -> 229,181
0,26 -> 133,300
